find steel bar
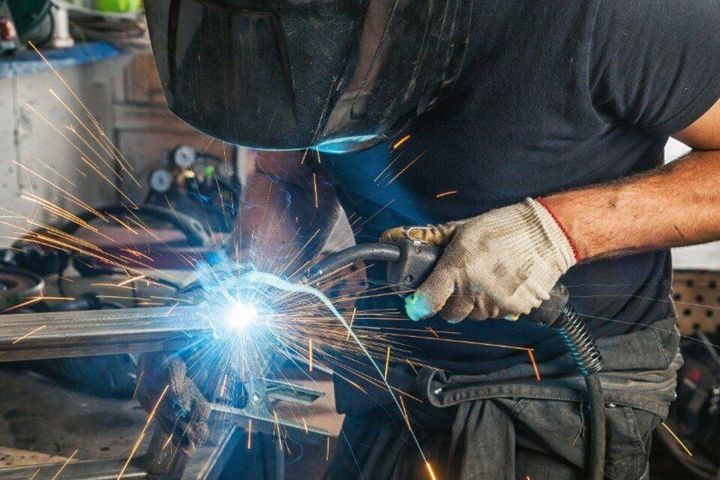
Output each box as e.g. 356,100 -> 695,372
211,404 -> 328,443
0,307 -> 213,362
0,307 -> 330,480
0,457 -> 147,480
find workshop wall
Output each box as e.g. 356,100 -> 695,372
0,55 -> 124,241
111,52 -> 242,205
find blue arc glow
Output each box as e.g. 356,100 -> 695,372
237,269 -> 432,470
224,302 -> 259,331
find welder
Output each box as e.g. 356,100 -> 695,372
136,1 -> 720,479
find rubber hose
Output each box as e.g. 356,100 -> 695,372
307,244 -> 607,479
584,374 -> 606,480
555,304 -> 606,480
306,244 -> 401,281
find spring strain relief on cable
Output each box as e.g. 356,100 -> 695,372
556,306 -> 604,377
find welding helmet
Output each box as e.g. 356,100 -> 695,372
144,0 -> 473,152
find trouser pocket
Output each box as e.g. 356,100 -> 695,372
512,398 -> 662,480
604,405 -> 662,480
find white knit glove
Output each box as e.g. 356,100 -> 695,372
382,198 -> 577,322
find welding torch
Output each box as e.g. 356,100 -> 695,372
306,236 -> 606,480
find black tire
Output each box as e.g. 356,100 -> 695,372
29,353 -> 138,399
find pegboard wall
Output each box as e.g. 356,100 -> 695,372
673,270 -> 720,334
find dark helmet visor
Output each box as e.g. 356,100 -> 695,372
145,0 -> 472,152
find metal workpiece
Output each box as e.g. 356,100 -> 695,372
0,305 -> 329,479
0,456 -> 148,480
0,306 -> 213,362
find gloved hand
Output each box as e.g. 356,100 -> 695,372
382,198 -> 577,322
135,352 -> 211,455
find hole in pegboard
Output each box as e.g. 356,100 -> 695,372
674,271 -> 720,334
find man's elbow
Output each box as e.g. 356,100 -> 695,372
673,97 -> 720,150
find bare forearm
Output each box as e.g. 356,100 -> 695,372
543,150 -> 720,261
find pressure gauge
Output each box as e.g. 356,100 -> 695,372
173,145 -> 196,169
218,162 -> 234,178
149,168 -> 173,194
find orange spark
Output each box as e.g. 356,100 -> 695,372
50,450 -> 78,480
406,359 -> 418,374
374,153 -> 404,183
308,338 -> 314,372
3,298 -> 43,313
399,396 -> 412,431
164,303 -> 179,317
528,350 -> 541,381
390,333 -> 532,351
108,214 -> 139,236
247,419 -> 253,449
425,462 -> 438,480
387,152 -> 426,185
273,411 -> 283,450
435,190 -> 458,199
117,385 -> 170,479
346,307 -> 357,340
384,346 -> 391,379
13,160 -> 105,219
29,42 -> 136,178
161,434 -> 174,450
392,134 -> 411,150
118,274 -> 145,286
12,325 -> 46,344
312,173 -> 319,208
33,155 -> 77,187
661,422 -> 692,456
132,371 -> 144,400
302,418 -> 309,435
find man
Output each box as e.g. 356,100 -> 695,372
138,1 -> 720,478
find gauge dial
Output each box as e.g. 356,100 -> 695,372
173,145 -> 197,169
149,168 -> 173,193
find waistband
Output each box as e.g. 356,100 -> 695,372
335,316 -> 682,418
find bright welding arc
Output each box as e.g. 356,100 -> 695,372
238,270 -> 436,478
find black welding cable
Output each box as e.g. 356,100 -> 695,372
584,374 -> 606,480
306,244 -> 402,281
307,244 -> 606,479
554,304 -> 606,480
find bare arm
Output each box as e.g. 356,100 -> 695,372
235,150 -> 340,273
543,98 -> 720,261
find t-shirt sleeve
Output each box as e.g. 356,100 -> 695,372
590,0 -> 720,136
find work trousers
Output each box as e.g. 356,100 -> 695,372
327,317 -> 681,480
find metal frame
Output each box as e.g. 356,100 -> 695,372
0,308 -> 328,479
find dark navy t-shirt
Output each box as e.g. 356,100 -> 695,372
321,1 -> 720,374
